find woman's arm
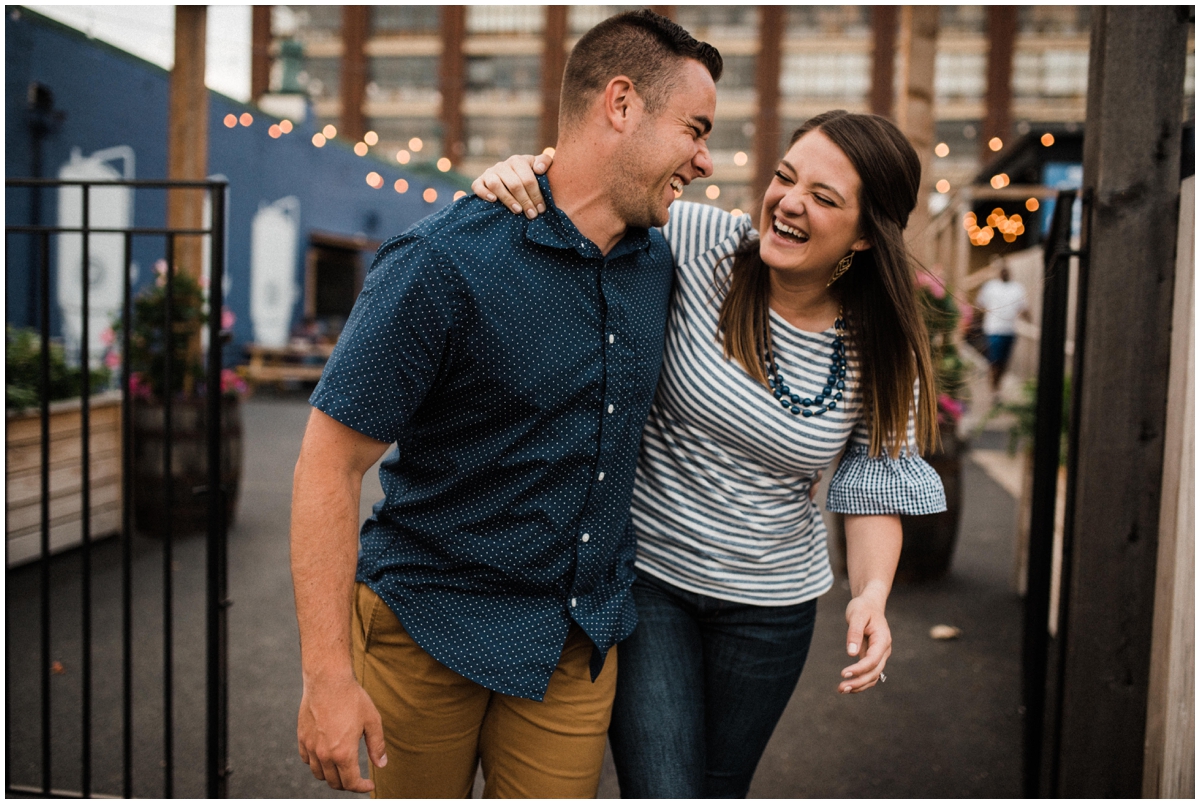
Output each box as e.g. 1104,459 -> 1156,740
838,513 -> 901,693
470,154 -> 553,218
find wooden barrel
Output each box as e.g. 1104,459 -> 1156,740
896,422 -> 964,583
132,396 -> 242,536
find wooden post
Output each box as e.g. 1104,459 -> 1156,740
440,6 -> 466,165
251,6 -> 271,101
339,6 -> 368,143
650,7 -> 675,20
752,5 -> 784,204
1142,174 -> 1195,799
870,6 -> 897,119
981,7 -> 1016,162
1048,7 -> 1189,797
168,5 -> 208,284
540,6 -> 567,150
894,6 -> 939,260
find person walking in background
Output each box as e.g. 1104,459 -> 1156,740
975,261 -> 1029,399
289,11 -> 721,798
474,109 -> 946,798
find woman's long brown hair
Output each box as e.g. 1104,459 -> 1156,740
716,110 -> 938,458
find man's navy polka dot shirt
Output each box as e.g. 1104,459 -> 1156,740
310,174 -> 673,701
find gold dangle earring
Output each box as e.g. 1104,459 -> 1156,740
827,252 -> 854,287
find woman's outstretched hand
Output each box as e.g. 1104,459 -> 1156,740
471,153 -> 554,219
839,584 -> 892,694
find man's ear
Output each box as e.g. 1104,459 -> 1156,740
602,75 -> 640,133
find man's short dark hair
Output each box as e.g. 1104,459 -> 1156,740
559,9 -> 723,127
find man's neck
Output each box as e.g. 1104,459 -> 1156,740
544,145 -> 629,256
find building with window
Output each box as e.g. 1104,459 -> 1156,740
257,5 -> 1198,224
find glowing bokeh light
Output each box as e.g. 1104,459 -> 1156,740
1041,133 -> 1055,147
394,179 -> 409,193
542,146 -> 556,157
988,137 -> 1003,152
354,142 -> 368,156
223,114 -> 237,128
935,179 -> 950,193
454,190 -> 467,200
366,172 -> 383,189
239,112 -> 253,126
323,124 -> 337,139
409,137 -> 424,152
396,149 -> 411,164
705,185 -> 720,200
280,119 -> 293,134
934,143 -> 950,158
730,208 -> 743,217
268,124 -> 281,139
364,130 -> 379,146
1026,197 -> 1040,212
437,157 -> 452,172
423,188 -> 438,203
733,151 -> 748,166
312,133 -> 326,147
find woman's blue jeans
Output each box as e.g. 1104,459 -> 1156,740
609,572 -> 818,798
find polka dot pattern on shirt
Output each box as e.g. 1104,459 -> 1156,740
310,174 -> 673,700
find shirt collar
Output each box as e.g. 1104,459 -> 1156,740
525,174 -> 651,261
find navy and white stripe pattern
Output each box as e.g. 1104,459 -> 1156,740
631,202 -> 946,606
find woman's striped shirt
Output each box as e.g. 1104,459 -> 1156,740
631,202 -> 946,606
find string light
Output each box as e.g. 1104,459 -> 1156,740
935,179 -> 950,193
990,173 -> 1010,189
988,137 -> 1003,152
730,208 -> 743,217
364,130 -> 379,146
268,124 -> 281,139
354,142 -> 368,156
366,172 -> 383,189
394,178 -> 409,193
733,151 -> 748,166
239,112 -> 253,126
312,133 -> 327,147
437,157 -> 452,172
279,119 -> 293,134
454,190 -> 467,200
409,137 -> 424,152
396,149 -> 411,164
223,114 -> 237,128
705,185 -> 720,199
1026,197 -> 1040,211
934,143 -> 950,158
1041,133 -> 1055,147
423,188 -> 437,203
323,124 -> 337,139
542,146 -> 555,157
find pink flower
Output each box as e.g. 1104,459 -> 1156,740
105,350 -> 121,370
100,327 -> 116,347
221,308 -> 236,330
220,368 -> 247,396
916,270 -> 946,300
129,372 -> 153,400
937,393 -> 964,425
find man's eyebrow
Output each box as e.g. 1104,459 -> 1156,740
778,159 -> 848,204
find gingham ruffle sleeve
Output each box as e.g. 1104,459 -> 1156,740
825,390 -> 947,516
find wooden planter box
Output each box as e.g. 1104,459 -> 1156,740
6,391 -> 124,567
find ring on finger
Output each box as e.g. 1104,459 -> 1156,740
879,672 -> 887,683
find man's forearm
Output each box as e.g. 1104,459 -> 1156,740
291,453 -> 367,684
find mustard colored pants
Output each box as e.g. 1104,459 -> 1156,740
351,583 -> 617,798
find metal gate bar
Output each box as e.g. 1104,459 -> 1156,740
5,178 -> 230,798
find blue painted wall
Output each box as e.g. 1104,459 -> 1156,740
6,8 -> 466,356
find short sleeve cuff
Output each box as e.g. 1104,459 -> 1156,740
826,443 -> 947,516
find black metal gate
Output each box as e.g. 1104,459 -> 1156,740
5,178 -> 230,797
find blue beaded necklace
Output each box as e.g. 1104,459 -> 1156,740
766,308 -> 848,418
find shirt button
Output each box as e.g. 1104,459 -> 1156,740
608,334 -> 615,344
581,533 -> 590,543
597,472 -> 605,481
608,404 -> 614,414
571,597 -> 578,607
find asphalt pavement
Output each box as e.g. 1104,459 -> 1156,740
6,394 -> 1022,798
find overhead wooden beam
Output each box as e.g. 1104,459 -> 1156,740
870,6 -> 898,119
982,6 -> 1017,162
650,7 -> 675,20
752,5 -> 784,203
168,4 -> 208,283
441,6 -> 466,165
339,6 -> 368,142
1047,7 -> 1189,797
540,6 -> 567,149
251,5 -> 271,101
